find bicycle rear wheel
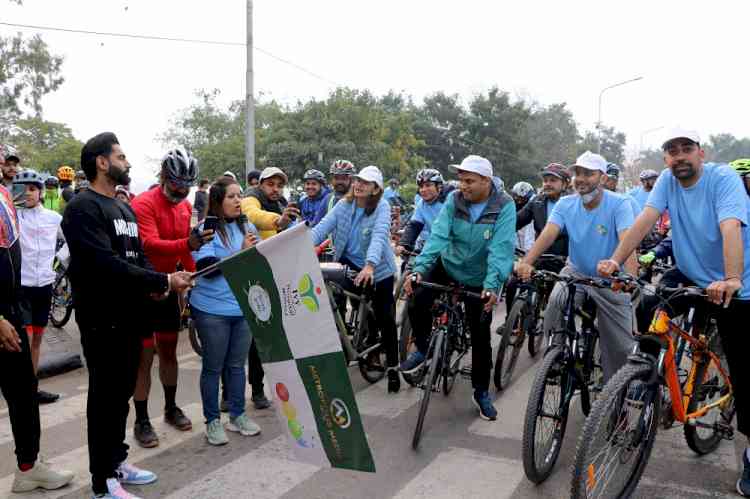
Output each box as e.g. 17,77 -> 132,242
188,318 -> 202,357
571,363 -> 659,499
521,345 -> 571,483
683,351 -> 735,455
494,299 -> 525,391
412,329 -> 445,450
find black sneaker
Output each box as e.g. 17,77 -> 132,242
387,368 -> 401,394
738,449 -> 750,496
165,406 -> 193,431
134,420 -> 159,448
37,390 -> 60,404
252,393 -> 271,410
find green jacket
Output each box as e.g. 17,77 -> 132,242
413,177 -> 516,292
43,190 -> 63,214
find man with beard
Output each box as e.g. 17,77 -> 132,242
628,168 -> 659,212
298,169 -> 329,226
130,148 -> 212,448
597,129 -> 750,496
1,145 -> 25,205
62,132 -> 193,498
241,167 -> 299,240
314,160 -> 356,224
504,163 -> 571,306
516,151 -> 637,382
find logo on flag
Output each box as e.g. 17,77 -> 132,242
246,284 -> 272,323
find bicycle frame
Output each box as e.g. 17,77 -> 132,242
324,277 -> 376,363
644,309 -> 732,425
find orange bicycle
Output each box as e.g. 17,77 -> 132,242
571,274 -> 735,499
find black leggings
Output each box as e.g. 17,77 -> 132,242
340,258 -> 399,368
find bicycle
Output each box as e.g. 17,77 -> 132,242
494,254 -> 565,391
394,249 -> 419,378
521,271 -> 605,484
411,277 -> 481,450
571,276 -> 735,499
320,262 -> 387,384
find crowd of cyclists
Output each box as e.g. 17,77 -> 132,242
1,125 -> 750,498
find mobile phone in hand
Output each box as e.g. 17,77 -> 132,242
203,215 -> 219,232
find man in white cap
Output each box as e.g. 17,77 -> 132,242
240,166 -> 299,240
598,129 -> 750,496
402,155 -> 516,421
516,150 -> 637,382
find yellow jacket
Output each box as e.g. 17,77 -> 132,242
240,196 -> 280,240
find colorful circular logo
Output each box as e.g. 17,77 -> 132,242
247,284 -> 272,322
330,398 -> 351,429
298,274 -> 322,312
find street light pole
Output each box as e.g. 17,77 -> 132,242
245,0 -> 255,184
639,126 -> 664,153
597,76 -> 644,153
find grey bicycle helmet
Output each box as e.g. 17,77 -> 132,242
303,169 -> 326,183
14,169 -> 44,188
162,147 -> 199,187
329,159 -> 355,176
511,181 -> 535,200
639,169 -> 659,180
416,168 -> 444,185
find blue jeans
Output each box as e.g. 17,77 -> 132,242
192,309 -> 252,422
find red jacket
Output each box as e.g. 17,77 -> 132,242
132,186 -> 195,273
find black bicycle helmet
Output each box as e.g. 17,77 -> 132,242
161,147 -> 199,187
416,168 -> 444,186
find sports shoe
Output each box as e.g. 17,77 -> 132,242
133,420 -> 159,448
37,390 -> 61,404
115,462 -> 157,485
226,413 -> 261,436
472,390 -> 498,421
387,368 -> 401,393
252,393 -> 272,410
11,459 -> 74,492
206,419 -> 229,446
399,351 -> 425,373
165,406 -> 192,431
737,448 -> 750,496
93,478 -> 142,498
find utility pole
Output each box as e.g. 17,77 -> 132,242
245,0 -> 255,183
597,76 -> 644,153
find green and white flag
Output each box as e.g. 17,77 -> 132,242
218,223 -> 375,472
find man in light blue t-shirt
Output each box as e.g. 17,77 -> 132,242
628,169 -> 659,212
516,151 -> 637,381
598,127 -> 750,496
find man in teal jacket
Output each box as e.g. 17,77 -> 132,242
401,155 -> 516,421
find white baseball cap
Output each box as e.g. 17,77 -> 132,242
572,151 -> 607,174
259,167 -> 288,183
661,127 -> 701,150
451,155 -> 493,178
354,165 -> 383,189
222,170 -> 237,180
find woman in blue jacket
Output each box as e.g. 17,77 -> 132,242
191,176 -> 262,446
311,165 -> 400,393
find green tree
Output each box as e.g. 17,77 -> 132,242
704,133 -> 750,163
576,124 -> 627,165
8,117 -> 83,173
524,102 -> 580,172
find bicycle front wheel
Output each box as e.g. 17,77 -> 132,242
49,272 -> 73,328
571,363 -> 660,499
494,298 -> 526,391
412,328 -> 445,450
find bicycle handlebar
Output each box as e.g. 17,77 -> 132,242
412,277 -> 485,300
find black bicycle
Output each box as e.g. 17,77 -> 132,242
49,251 -> 73,328
411,278 -> 481,450
521,271 -> 604,484
394,250 -> 419,383
494,254 -> 565,391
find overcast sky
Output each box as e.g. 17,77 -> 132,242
3,0 -> 750,192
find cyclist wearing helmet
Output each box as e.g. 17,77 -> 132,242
516,151 -> 638,382
397,168 -> 455,255
57,165 -> 75,205
115,185 -> 133,205
731,158 -> 750,196
511,181 -> 536,252
604,163 -> 641,214
15,170 -> 63,404
314,160 -> 356,223
42,176 -> 62,214
74,170 -> 86,189
299,169 -> 330,225
130,147 -> 211,448
628,168 -> 660,212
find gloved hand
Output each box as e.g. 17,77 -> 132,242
638,252 -> 656,266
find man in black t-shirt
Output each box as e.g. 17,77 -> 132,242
62,132 -> 192,499
193,178 -> 209,222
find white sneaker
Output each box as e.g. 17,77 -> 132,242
11,460 -> 74,492
92,478 -> 142,498
115,462 -> 157,485
206,418 -> 229,446
226,413 -> 261,436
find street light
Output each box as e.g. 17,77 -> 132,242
639,126 -> 664,153
597,76 -> 644,153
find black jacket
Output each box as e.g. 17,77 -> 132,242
62,189 -> 168,329
516,193 -> 568,257
245,186 -> 287,215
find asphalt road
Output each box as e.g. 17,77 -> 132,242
0,305 -> 744,499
